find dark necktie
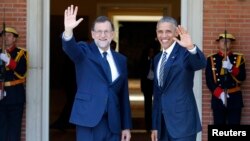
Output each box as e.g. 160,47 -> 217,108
103,52 -> 112,82
159,52 -> 167,87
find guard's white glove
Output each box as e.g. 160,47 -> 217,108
219,92 -> 230,105
0,53 -> 10,65
222,56 -> 233,70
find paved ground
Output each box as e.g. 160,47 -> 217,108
50,129 -> 151,141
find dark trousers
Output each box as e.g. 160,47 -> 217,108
213,108 -> 242,125
143,91 -> 152,131
160,115 -> 197,141
0,104 -> 24,141
76,115 -> 120,141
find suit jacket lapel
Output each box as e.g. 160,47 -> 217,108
88,42 -> 102,64
162,44 -> 179,88
88,42 -> 110,82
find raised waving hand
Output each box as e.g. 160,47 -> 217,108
173,25 -> 194,50
64,5 -> 83,37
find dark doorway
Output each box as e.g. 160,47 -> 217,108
118,21 -> 160,131
119,21 -> 160,79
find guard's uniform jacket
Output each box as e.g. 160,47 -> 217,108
205,51 -> 246,110
0,45 -> 28,104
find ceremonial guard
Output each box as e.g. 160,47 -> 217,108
0,27 -> 28,141
205,33 -> 246,125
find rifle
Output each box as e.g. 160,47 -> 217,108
223,29 -> 228,107
0,8 -> 6,100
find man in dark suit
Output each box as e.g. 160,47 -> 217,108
61,5 -> 132,141
151,16 -> 206,141
205,33 -> 246,125
0,27 -> 28,141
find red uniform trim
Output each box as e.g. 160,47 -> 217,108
231,66 -> 239,76
213,87 -> 223,98
6,59 -> 17,70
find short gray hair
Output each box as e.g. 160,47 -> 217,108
157,16 -> 178,28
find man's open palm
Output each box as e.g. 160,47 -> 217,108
64,5 -> 83,36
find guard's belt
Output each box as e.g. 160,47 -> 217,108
228,86 -> 241,94
4,79 -> 25,87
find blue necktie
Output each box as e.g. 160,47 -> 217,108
159,52 -> 167,87
103,52 -> 112,82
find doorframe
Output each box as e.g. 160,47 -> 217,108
181,0 -> 204,141
26,0 -> 50,141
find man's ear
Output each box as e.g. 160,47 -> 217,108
91,31 -> 95,38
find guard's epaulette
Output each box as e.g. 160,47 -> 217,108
17,47 -> 27,51
207,53 -> 217,58
233,52 -> 243,56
